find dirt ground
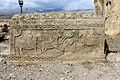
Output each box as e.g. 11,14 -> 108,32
0,40 -> 120,80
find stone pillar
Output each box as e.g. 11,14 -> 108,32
105,0 -> 120,51
105,0 -> 120,36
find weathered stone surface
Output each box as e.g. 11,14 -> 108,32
8,13 -> 105,65
94,0 -> 104,15
104,0 -> 120,51
106,36 -> 120,51
105,0 -> 120,36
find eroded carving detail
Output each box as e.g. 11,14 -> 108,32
8,13 -> 105,65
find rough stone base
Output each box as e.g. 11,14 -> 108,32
7,52 -> 105,65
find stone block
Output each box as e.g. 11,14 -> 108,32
8,13 -> 105,65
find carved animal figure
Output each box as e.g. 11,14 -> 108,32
94,0 -> 104,15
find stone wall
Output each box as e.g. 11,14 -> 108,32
8,13 -> 105,65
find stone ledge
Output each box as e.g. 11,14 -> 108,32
11,12 -> 102,20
